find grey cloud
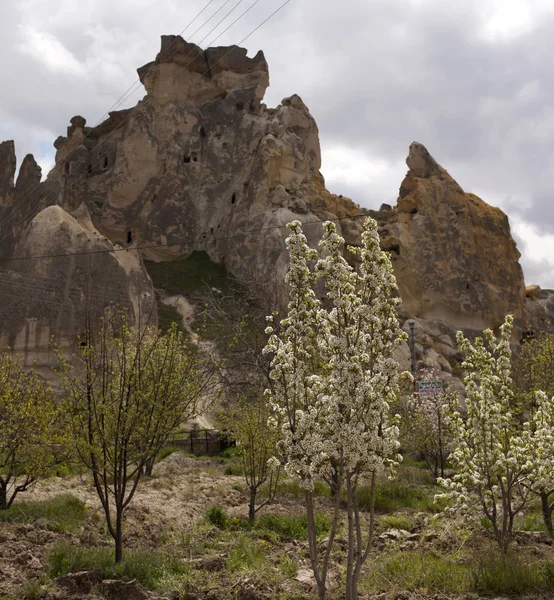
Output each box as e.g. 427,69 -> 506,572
3,0 -> 554,284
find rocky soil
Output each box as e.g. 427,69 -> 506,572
2,453 -> 554,600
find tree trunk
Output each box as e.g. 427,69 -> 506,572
249,487 -> 256,523
330,459 -> 340,498
541,491 -> 554,537
345,476 -> 355,600
144,456 -> 155,477
115,513 -> 123,563
0,483 -> 7,511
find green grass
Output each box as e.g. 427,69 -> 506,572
0,494 -> 86,532
357,482 -> 437,513
472,551 -> 554,595
49,543 -> 188,591
265,479 -> 331,499
156,445 -> 179,463
145,252 -> 231,332
253,512 -> 331,541
362,551 -> 470,594
362,550 -> 554,596
227,532 -> 270,574
378,515 -> 413,531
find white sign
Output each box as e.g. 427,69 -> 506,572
417,380 -> 444,397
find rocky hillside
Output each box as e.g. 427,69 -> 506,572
0,35 -> 543,382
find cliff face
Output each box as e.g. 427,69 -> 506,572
0,37 -> 533,384
52,36 -> 361,284
382,142 -> 526,334
0,36 -> 361,379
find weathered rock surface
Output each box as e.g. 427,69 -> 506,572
0,37 -> 542,383
0,203 -> 155,382
52,36 -> 361,285
382,142 -> 526,335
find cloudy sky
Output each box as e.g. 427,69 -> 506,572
2,0 -> 554,285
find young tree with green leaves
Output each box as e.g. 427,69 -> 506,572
512,332 -> 554,417
0,352 -> 68,510
57,313 -> 215,562
219,397 -> 280,522
438,316 -> 530,552
404,368 -> 454,479
264,218 -> 406,600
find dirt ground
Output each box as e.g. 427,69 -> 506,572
2,454 -> 554,600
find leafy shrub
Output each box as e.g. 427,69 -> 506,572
0,495 -> 85,532
204,505 -> 228,529
224,464 -> 242,476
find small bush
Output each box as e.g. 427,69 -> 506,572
471,551 -> 554,595
224,464 -> 242,476
378,515 -> 412,531
49,543 -> 187,590
204,505 -> 228,529
0,494 -> 86,532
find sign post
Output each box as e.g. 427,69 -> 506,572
417,380 -> 444,397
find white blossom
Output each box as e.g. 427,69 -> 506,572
437,315 -> 530,551
264,218 -> 407,599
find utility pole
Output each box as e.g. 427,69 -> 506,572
409,319 -> 417,380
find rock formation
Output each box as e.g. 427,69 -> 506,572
51,35 -> 361,284
382,142 -> 526,334
0,36 -> 539,385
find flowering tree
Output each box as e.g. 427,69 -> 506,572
265,218 -> 406,600
438,315 -> 530,552
0,353 -> 68,509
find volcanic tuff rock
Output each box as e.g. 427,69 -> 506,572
382,142 -> 526,334
51,35 -> 361,283
0,36 -> 538,382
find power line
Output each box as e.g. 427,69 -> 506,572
0,212 -> 367,263
0,0 -> 271,237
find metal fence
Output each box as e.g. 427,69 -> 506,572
167,429 -> 230,456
